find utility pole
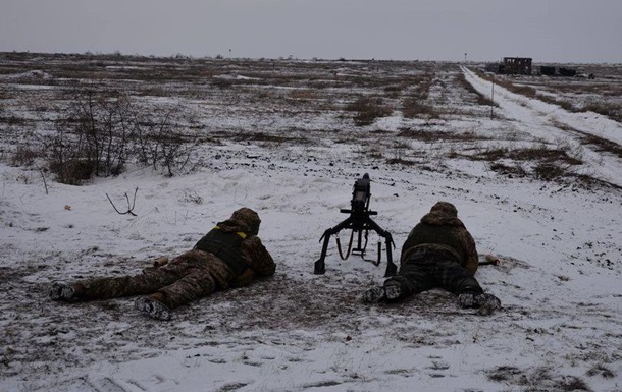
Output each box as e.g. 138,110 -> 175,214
490,75 -> 495,119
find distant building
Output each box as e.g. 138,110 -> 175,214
538,65 -> 578,77
499,57 -> 532,75
540,65 -> 556,76
558,67 -> 577,77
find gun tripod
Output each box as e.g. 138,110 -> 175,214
313,208 -> 397,277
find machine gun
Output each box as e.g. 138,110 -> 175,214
313,173 -> 397,277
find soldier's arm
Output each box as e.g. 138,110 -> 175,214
241,236 -> 275,277
229,268 -> 256,287
461,228 -> 479,276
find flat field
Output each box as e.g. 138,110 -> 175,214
1,53 -> 621,392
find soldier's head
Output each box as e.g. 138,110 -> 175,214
429,201 -> 458,217
229,207 -> 261,235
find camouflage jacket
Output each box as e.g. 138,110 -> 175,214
191,208 -> 275,288
400,202 -> 478,276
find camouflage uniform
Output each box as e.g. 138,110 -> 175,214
66,208 -> 274,310
382,201 -> 483,300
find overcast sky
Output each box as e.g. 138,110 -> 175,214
1,0 -> 621,63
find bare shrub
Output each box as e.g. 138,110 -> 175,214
42,122 -> 91,184
346,96 -> 393,126
49,158 -> 97,185
9,145 -> 42,167
47,86 -> 135,183
383,84 -> 404,98
211,78 -> 233,89
402,97 -> 438,119
489,162 -> 527,177
42,82 -> 200,183
533,162 -> 567,180
133,107 -> 199,177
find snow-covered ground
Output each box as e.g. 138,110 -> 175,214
1,56 -> 621,391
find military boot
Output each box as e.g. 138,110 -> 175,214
458,292 -> 501,315
362,286 -> 385,303
383,280 -> 402,301
362,280 -> 402,303
49,282 -> 85,301
134,294 -> 171,321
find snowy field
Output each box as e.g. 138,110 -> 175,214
1,53 -> 621,392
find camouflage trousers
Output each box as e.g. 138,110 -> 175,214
385,247 -> 483,300
79,249 -> 220,309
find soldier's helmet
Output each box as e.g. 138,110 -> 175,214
429,201 -> 458,217
229,208 -> 261,235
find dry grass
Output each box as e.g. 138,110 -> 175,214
455,72 -> 497,107
233,131 -> 310,146
401,97 -> 438,119
397,128 -> 489,142
345,96 -> 393,126
9,145 -> 42,167
486,366 -> 592,392
580,133 -> 622,158
474,68 -> 622,122
1,52 -> 620,190
460,145 -> 584,181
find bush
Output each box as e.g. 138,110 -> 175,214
9,145 -> 42,167
346,96 -> 393,126
533,162 -> 566,180
44,84 -> 199,184
49,159 -> 96,185
402,97 -> 438,119
133,107 -> 199,177
45,87 -> 132,183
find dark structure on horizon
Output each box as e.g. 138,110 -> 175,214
499,57 -> 532,75
540,65 -> 578,77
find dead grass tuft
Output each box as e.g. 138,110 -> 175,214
397,127 -> 488,143
385,157 -> 417,166
402,97 -> 438,119
455,73 -> 497,107
234,131 -> 310,145
464,145 -> 583,181
580,134 -> 622,158
475,146 -> 582,166
346,96 -> 393,126
489,162 -> 527,177
9,145 -> 43,167
487,366 -> 592,392
289,89 -> 318,100
586,363 -> 616,379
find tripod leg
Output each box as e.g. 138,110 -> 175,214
313,217 -> 355,275
314,230 -> 332,274
383,233 -> 398,277
363,217 -> 397,277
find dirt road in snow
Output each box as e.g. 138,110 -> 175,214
462,66 -> 622,188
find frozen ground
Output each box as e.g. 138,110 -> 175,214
1,54 -> 621,391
